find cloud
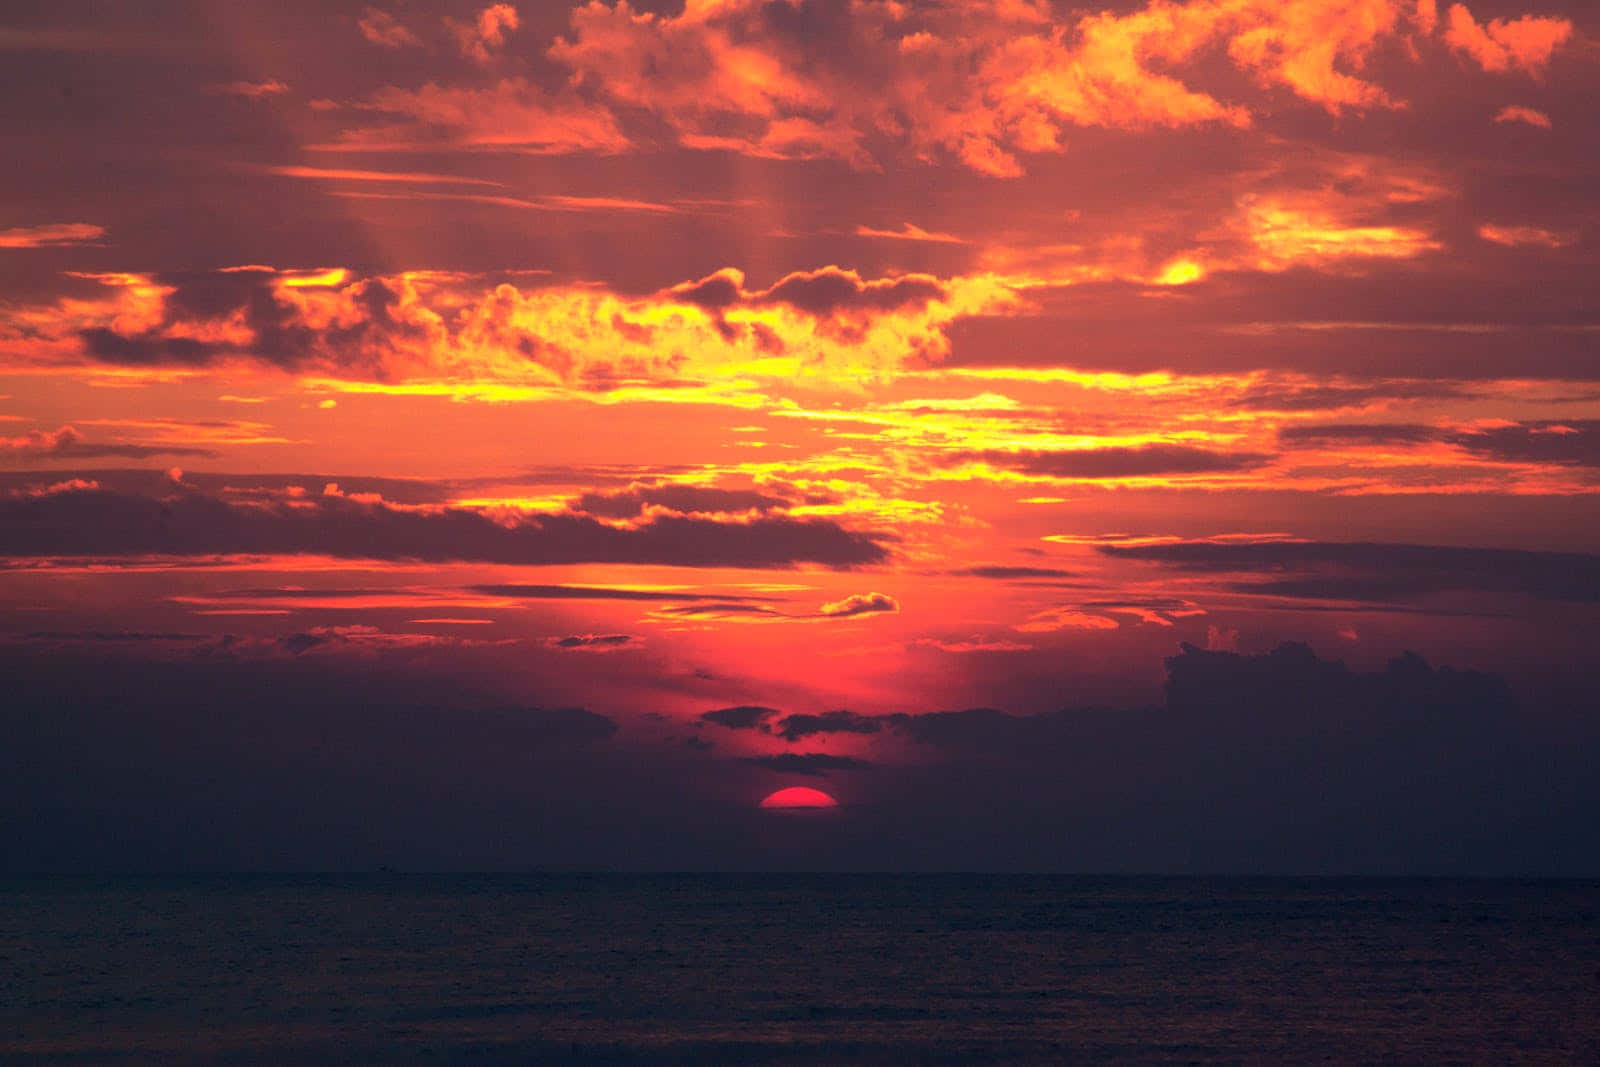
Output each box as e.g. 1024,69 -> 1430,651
742,753 -> 874,777
1493,104 -> 1552,128
1277,423 -> 1442,447
854,223 -> 966,245
1,425 -> 217,462
325,77 -> 627,154
951,566 -> 1078,579
357,8 -> 421,49
473,584 -> 781,603
1443,3 -> 1572,75
546,634 -> 635,651
572,484 -> 792,519
700,705 -> 780,730
1477,223 -> 1569,248
10,265 -> 1003,387
815,592 -> 899,619
758,267 -> 946,318
953,445 -> 1271,479
1280,420 -> 1600,467
773,710 -> 884,742
0,223 -> 105,248
206,79 -> 290,98
1100,539 -> 1600,603
0,484 -> 890,568
1454,420 -> 1600,467
252,164 -> 504,186
5,638 -> 1597,875
538,0 -> 1571,175
448,4 -> 519,65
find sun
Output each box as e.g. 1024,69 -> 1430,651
758,786 -> 839,810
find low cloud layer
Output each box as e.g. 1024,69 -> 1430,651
0,482 -> 888,568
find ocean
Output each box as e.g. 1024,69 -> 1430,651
5,875 -> 1598,1063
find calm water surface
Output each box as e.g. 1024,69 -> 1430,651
4,875 -> 1598,1063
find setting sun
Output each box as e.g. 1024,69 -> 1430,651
758,787 -> 840,810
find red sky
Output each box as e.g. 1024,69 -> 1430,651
3,0 -> 1598,872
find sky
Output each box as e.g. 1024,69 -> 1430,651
3,0 -> 1598,873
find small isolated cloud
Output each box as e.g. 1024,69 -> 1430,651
1493,105 -> 1551,129
358,7 -> 421,48
699,705 -> 781,731
448,3 -> 519,65
911,637 -> 1034,653
1444,4 -> 1572,75
546,633 -> 634,651
0,223 -> 105,249
854,223 -> 966,245
1477,223 -> 1568,248
1016,609 -> 1121,633
742,753 -> 874,777
206,80 -> 290,98
816,592 -> 899,619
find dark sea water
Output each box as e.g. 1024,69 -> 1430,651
4,875 -> 1598,1064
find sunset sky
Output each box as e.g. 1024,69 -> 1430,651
4,0 -> 1598,873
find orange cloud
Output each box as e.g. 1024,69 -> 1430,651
448,3 -> 519,65
854,223 -> 967,245
322,77 -> 627,154
1477,223 -> 1569,247
1493,104 -> 1552,128
538,0 -> 1551,175
357,8 -> 421,49
206,79 -> 290,98
4,265 -> 1013,390
0,223 -> 105,248
252,164 -> 504,186
1443,3 -> 1572,74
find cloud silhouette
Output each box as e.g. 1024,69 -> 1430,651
700,706 -> 781,731
1100,539 -> 1600,603
0,484 -> 889,568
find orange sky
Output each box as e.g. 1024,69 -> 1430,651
3,0 -> 1599,870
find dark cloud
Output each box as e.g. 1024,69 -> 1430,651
756,267 -> 944,317
548,634 -> 634,649
1277,423 -> 1443,447
666,268 -> 743,311
886,707 -> 1024,748
1278,420 -> 1600,468
700,705 -> 781,731
774,710 -> 883,741
1100,540 -> 1600,603
0,484 -> 889,568
954,445 -> 1271,478
3,639 -> 1598,874
952,566 -> 1078,579
662,266 -> 944,320
77,272 -> 423,372
1237,383 -> 1472,412
742,753 -> 874,776
1454,420 -> 1600,467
